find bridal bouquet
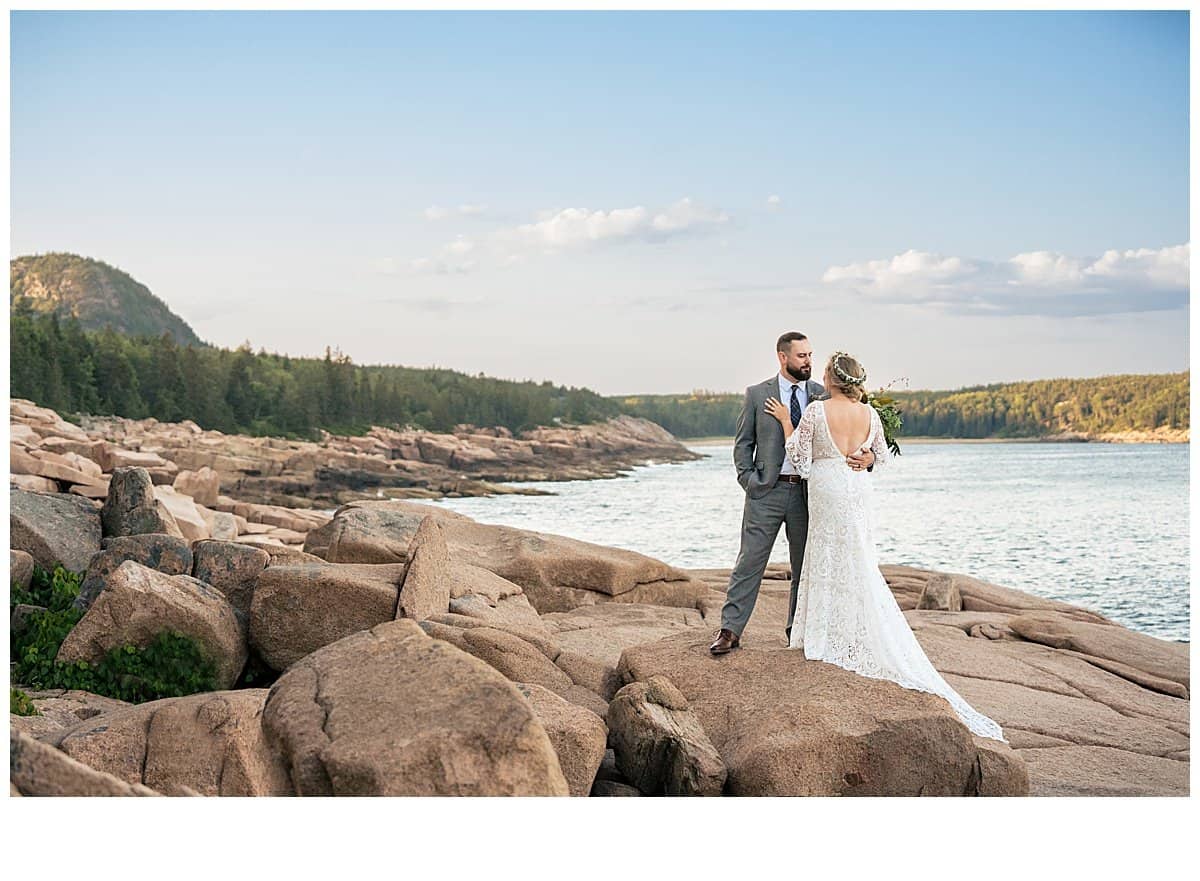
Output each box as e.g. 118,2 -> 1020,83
867,379 -> 905,456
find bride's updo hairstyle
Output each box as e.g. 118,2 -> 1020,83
827,352 -> 869,403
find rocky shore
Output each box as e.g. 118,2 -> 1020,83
10,464 -> 1189,796
15,401 -> 698,509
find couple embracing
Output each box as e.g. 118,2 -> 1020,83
711,332 -> 1005,742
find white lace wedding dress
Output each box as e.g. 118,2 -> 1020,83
785,400 -> 1006,742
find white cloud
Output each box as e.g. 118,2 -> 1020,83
401,197 -> 730,276
766,194 -> 782,209
508,198 -> 729,250
821,244 -> 1189,316
650,197 -> 729,234
513,206 -> 647,248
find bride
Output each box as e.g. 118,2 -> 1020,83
765,351 -> 1006,742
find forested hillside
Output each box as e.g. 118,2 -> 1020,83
615,373 -> 1189,439
10,253 -> 204,346
9,305 -> 619,437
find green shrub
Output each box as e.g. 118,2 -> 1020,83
11,563 -> 222,703
11,563 -> 81,612
11,603 -> 84,688
10,687 -> 38,716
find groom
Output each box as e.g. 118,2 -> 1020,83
710,332 -> 875,655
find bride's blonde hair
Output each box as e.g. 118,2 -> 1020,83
827,352 -> 869,403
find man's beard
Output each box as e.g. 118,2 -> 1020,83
784,364 -> 812,382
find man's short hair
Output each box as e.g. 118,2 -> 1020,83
776,331 -> 808,353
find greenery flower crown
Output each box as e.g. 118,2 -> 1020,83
830,352 -> 867,386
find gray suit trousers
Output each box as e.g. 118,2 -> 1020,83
720,479 -> 809,638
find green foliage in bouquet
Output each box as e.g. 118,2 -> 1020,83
867,383 -> 905,455
11,563 -> 221,703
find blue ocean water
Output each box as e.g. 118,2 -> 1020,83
430,442 -> 1190,642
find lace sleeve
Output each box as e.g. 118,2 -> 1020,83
868,407 -> 892,472
784,404 -> 817,479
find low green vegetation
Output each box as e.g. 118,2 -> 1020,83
10,687 -> 38,716
615,373 -> 1189,439
10,563 -> 222,704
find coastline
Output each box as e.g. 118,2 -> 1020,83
11,495 -> 1189,797
682,435 -> 1189,447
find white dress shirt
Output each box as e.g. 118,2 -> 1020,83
777,372 -> 808,476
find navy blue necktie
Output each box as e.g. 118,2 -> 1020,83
789,384 -> 802,428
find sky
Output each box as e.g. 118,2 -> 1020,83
8,10 -> 1191,395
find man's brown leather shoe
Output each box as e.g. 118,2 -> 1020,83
709,628 -> 741,655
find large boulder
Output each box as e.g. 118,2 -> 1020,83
209,510 -> 239,541
916,574 -> 962,611
617,632 -> 1028,796
514,682 -> 607,797
540,603 -> 707,699
555,650 -> 624,702
311,501 -> 469,563
1009,612 -> 1190,696
75,533 -> 193,610
101,447 -> 170,472
972,735 -> 1030,797
262,619 -> 569,795
54,689 -> 292,796
27,449 -> 107,488
447,560 -> 526,603
315,500 -> 708,611
11,444 -> 43,475
606,675 -> 726,796
10,489 -> 102,573
57,560 -> 247,688
882,565 -> 1111,623
1018,745 -> 1189,797
100,467 -> 181,538
10,729 -> 159,797
11,549 -> 34,591
38,436 -> 107,462
939,669 -> 1188,759
454,626 -> 574,695
544,603 -> 707,672
173,466 -> 221,507
192,540 -> 271,618
153,485 -> 211,542
424,610 -> 553,657
8,689 -> 130,743
249,562 -> 406,671
443,593 -> 559,656
394,516 -> 451,621
11,473 -> 59,493
11,426 -> 42,448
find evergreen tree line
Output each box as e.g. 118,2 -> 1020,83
615,374 -> 1190,439
9,304 -> 620,437
894,374 -> 1189,437
613,392 -> 742,438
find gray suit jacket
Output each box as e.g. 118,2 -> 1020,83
734,375 -> 827,499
